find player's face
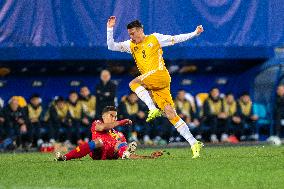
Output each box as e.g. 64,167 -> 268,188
31,97 -> 40,106
277,86 -> 284,96
226,95 -> 234,104
69,93 -> 78,103
128,93 -> 138,104
242,95 -> 251,103
177,91 -> 186,100
100,70 -> 111,83
128,27 -> 144,44
56,101 -> 65,109
9,98 -> 19,111
211,89 -> 220,99
80,87 -> 90,97
102,111 -> 118,123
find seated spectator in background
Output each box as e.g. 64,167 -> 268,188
118,93 -> 150,143
0,105 -> 15,151
238,92 -> 258,140
174,90 -> 200,142
95,70 -> 117,118
223,93 -> 242,142
0,97 -> 4,109
202,88 -> 228,142
79,86 -> 96,128
0,104 -> 5,142
48,97 -> 71,143
27,94 -> 46,147
273,85 -> 284,138
2,97 -> 30,149
67,91 -> 85,144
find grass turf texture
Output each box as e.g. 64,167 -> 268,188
0,146 -> 284,189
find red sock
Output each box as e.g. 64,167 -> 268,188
118,145 -> 128,158
65,142 -> 91,160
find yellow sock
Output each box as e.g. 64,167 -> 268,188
169,115 -> 180,125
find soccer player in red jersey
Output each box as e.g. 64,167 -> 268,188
55,106 -> 163,161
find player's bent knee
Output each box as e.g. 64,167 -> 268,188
129,80 -> 134,88
164,105 -> 176,120
129,78 -> 142,91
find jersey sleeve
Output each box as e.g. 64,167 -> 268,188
107,27 -> 131,53
153,31 -> 199,47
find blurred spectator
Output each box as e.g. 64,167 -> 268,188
202,88 -> 228,142
0,104 -> 5,141
184,92 -> 197,113
67,91 -> 87,143
0,97 -> 4,108
27,94 -> 46,146
79,86 -> 96,127
2,97 -> 30,149
174,90 -> 200,141
238,93 -> 258,140
223,93 -> 242,141
48,97 -> 71,143
118,93 -> 150,143
95,70 -> 117,117
273,85 -> 284,137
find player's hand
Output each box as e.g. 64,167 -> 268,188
195,25 -> 204,34
117,119 -> 132,126
151,151 -> 164,158
107,16 -> 116,28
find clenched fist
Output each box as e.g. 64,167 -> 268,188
195,25 -> 204,34
107,16 -> 116,28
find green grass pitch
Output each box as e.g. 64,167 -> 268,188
0,146 -> 284,189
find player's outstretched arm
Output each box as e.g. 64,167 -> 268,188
154,25 -> 204,47
106,16 -> 131,53
129,150 -> 164,159
95,119 -> 132,131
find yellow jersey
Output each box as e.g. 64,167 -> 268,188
130,35 -> 165,74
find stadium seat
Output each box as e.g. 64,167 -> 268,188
253,103 -> 271,140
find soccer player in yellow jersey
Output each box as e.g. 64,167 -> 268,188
107,16 -> 204,158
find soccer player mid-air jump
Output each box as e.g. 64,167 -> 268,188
107,16 -> 204,158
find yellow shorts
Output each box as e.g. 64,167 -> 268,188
139,70 -> 174,111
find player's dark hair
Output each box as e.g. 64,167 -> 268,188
69,90 -> 77,95
30,93 -> 40,99
225,92 -> 234,96
102,106 -> 117,115
54,96 -> 65,103
241,92 -> 250,97
127,20 -> 143,29
210,87 -> 219,92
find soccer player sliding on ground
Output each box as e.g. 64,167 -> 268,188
107,16 -> 204,158
55,106 -> 163,161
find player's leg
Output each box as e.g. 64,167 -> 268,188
129,76 -> 161,122
152,87 -> 203,158
133,70 -> 172,122
129,77 -> 156,111
55,139 -> 103,161
164,105 -> 203,158
151,88 -> 197,145
164,105 -> 196,145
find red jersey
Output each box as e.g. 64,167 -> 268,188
89,120 -> 126,160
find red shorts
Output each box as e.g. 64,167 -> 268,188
89,139 -> 119,160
